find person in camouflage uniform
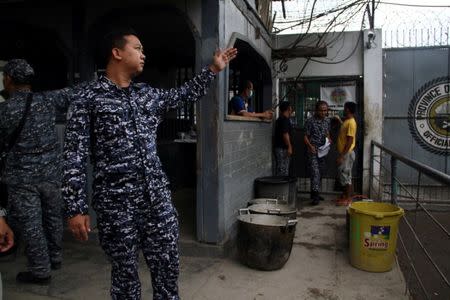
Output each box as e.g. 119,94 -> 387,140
0,59 -> 74,284
62,28 -> 237,300
304,101 -> 331,205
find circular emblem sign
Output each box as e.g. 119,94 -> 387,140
408,77 -> 450,155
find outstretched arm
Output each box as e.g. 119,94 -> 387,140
238,110 -> 273,120
151,48 -> 237,113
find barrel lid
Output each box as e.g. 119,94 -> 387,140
254,176 -> 296,184
237,214 -> 294,227
248,203 -> 297,215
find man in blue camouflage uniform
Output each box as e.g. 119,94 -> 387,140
0,59 -> 73,284
304,101 -> 331,205
62,28 -> 237,300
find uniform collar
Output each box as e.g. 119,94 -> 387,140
98,74 -> 135,93
9,89 -> 31,100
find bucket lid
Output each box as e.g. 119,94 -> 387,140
237,213 -> 297,227
349,201 -> 404,218
248,203 -> 297,215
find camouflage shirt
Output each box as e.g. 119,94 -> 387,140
305,116 -> 331,147
0,89 -> 72,185
62,67 -> 216,218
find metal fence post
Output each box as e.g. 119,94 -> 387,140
391,156 -> 398,204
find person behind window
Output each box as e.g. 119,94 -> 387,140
229,80 -> 272,120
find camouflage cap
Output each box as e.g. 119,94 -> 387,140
4,59 -> 35,84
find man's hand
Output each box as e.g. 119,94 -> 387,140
263,110 -> 273,120
68,214 -> 91,241
308,145 -> 317,154
287,146 -> 293,156
209,48 -> 238,74
0,217 -> 14,252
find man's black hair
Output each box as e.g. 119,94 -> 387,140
344,101 -> 356,114
99,27 -> 138,66
238,80 -> 253,93
279,101 -> 291,113
315,100 -> 328,110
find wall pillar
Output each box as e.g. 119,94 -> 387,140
362,29 -> 383,194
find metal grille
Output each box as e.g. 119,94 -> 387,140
370,141 -> 450,300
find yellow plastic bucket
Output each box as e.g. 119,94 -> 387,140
348,201 -> 404,272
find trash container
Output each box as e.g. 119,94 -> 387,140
348,201 -> 404,272
254,176 -> 297,207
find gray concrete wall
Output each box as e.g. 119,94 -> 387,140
222,121 -> 273,238
274,31 -> 364,78
362,29 -> 383,194
218,1 -> 274,242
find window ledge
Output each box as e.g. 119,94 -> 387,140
225,115 -> 272,123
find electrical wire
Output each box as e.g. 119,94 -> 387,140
309,6 -> 367,65
378,1 -> 450,8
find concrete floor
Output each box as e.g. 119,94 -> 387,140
0,200 -> 408,300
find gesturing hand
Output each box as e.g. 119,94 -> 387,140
209,47 -> 238,74
68,214 -> 91,241
0,217 -> 14,252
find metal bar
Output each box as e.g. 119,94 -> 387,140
372,141 -> 450,185
416,202 -> 450,238
391,157 -> 398,204
395,199 -> 450,205
372,152 -> 450,238
398,233 -> 431,300
402,215 -> 450,288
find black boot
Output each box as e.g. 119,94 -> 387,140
16,272 -> 51,285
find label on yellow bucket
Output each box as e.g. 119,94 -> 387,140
363,226 -> 390,250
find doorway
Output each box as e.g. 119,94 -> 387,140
281,77 -> 364,196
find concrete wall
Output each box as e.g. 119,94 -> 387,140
274,31 -> 364,78
217,1 -> 274,241
223,1 -> 271,63
222,121 -> 273,239
362,29 -> 383,193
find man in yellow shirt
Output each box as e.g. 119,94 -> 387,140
335,102 -> 357,206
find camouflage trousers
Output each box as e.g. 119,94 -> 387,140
274,148 -> 291,176
7,181 -> 63,277
307,153 -> 326,193
94,185 -> 180,300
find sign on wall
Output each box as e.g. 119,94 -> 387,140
408,77 -> 450,155
320,81 -> 356,110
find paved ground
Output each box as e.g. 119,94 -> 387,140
397,210 -> 450,300
0,200 -> 408,300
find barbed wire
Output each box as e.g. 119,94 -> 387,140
272,0 -> 450,48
